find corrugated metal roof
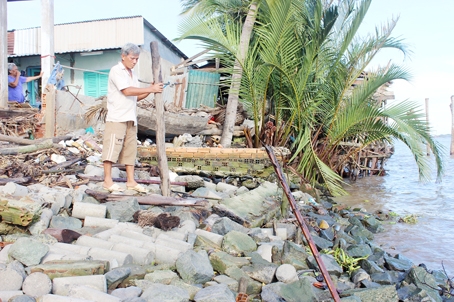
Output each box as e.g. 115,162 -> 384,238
8,16 -> 185,57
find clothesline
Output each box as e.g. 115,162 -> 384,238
57,64 -> 109,75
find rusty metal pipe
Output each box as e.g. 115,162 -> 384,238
264,145 -> 341,302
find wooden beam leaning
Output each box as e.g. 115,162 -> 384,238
264,145 -> 341,302
150,42 -> 170,196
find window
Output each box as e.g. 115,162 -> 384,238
84,70 -> 109,97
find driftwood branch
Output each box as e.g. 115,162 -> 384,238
85,189 -> 207,207
77,174 -> 187,186
0,139 -> 54,155
0,133 -> 72,146
0,177 -> 31,185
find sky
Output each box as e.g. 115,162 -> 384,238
6,0 -> 454,135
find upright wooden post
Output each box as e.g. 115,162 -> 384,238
41,0 -> 55,138
0,0 -> 8,109
450,96 -> 454,155
150,41 -> 170,197
425,98 -> 430,156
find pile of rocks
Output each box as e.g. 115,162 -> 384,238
0,166 -> 450,302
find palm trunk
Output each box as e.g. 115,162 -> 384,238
220,1 -> 258,148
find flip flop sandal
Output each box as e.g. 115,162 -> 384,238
103,184 -> 125,192
127,184 -> 148,193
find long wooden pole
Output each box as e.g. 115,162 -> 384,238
425,98 -> 430,156
264,146 -> 341,302
450,96 -> 454,155
150,41 -> 170,197
0,0 -> 8,109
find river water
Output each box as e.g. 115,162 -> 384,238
333,134 -> 454,275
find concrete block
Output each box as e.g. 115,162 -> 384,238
52,275 -> 107,296
87,247 -> 133,267
40,294 -> 93,301
42,252 -> 90,264
84,216 -> 118,228
155,233 -> 192,252
22,272 -> 52,297
108,234 -> 145,248
195,229 -> 224,247
2,182 -> 28,197
52,243 -> 91,255
111,243 -> 154,265
119,229 -> 155,243
0,291 -> 24,301
142,242 -> 182,265
72,202 -> 107,219
69,285 -> 121,302
76,235 -> 114,250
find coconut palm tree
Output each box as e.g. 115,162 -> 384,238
179,0 -> 259,148
178,0 -> 445,196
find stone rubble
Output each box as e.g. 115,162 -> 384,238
0,136 -> 451,302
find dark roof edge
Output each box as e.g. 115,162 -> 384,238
142,18 -> 188,60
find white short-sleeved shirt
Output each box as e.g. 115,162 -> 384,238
106,61 -> 139,125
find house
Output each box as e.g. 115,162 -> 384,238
7,16 -> 221,134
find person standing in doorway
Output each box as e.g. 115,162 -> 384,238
102,43 -> 163,193
8,63 -> 43,103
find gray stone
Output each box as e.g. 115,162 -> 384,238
361,259 -> 384,274
105,267 -> 132,290
340,296 -> 362,301
351,268 -> 370,284
242,261 -> 278,284
405,266 -> 443,302
8,295 -> 36,302
262,279 -> 319,302
140,284 -> 190,302
176,250 -> 214,284
193,283 -> 235,302
341,285 -> 399,302
224,267 -> 262,295
349,225 -> 374,241
307,254 -> 343,277
213,275 -> 238,292
22,272 -> 52,297
261,282 -> 286,302
209,251 -> 250,275
49,216 -> 83,230
346,244 -> 372,258
397,284 -> 419,301
8,260 -> 26,280
175,175 -> 205,189
144,270 -> 180,284
8,237 -> 49,266
111,286 -> 143,300
105,198 -> 140,222
370,272 -> 394,285
360,279 -> 382,288
281,241 -> 310,270
363,215 -> 384,233
384,254 -> 413,271
310,233 -> 333,250
222,231 -> 257,256
211,217 -> 249,236
81,196 -> 100,204
213,181 -> 282,228
0,267 -> 23,290
275,264 -> 298,283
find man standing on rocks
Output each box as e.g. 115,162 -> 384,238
102,43 -> 163,193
